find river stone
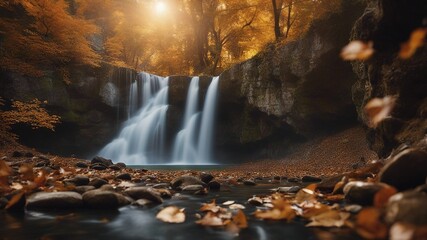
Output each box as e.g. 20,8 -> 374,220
153,183 -> 170,189
302,176 -> 322,183
109,165 -> 121,171
385,189 -> 427,226
288,178 -> 300,183
82,190 -> 131,209
74,186 -> 96,194
91,156 -> 113,167
124,187 -> 163,203
317,174 -> 345,193
116,173 -> 132,181
170,176 -> 206,190
208,181 -> 221,190
90,164 -> 107,171
132,199 -> 153,207
182,185 -> 204,192
12,151 -> 24,158
75,162 -> 89,168
277,186 -> 302,194
99,184 -> 115,191
115,162 -> 127,169
379,148 -> 427,191
243,180 -> 256,186
344,181 -> 388,206
89,178 -> 108,188
27,192 -> 82,210
65,175 -> 90,186
34,159 -> 50,168
200,172 -> 214,184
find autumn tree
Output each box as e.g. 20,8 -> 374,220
270,0 -> 341,41
0,98 -> 60,144
0,0 -> 100,77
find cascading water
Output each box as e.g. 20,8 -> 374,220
98,73 -> 220,165
197,76 -> 220,163
172,77 -> 201,164
99,73 -> 169,165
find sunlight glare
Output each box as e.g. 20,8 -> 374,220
155,1 -> 167,14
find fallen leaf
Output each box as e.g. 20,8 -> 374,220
301,202 -> 331,218
200,200 -> 221,213
341,40 -> 374,61
156,206 -> 186,223
306,210 -> 350,227
5,190 -> 25,210
232,210 -> 248,229
229,204 -> 245,210
19,164 -> 35,181
356,207 -> 388,239
222,200 -> 235,206
374,185 -> 397,208
399,28 -> 427,59
295,184 -> 317,204
364,96 -> 396,128
196,212 -> 226,227
254,199 -> 296,221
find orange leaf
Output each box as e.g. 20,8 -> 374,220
356,208 -> 388,239
364,96 -> 396,128
341,41 -> 374,61
19,164 -> 35,181
374,185 -> 397,208
196,212 -> 226,226
399,28 -> 427,59
200,200 -> 221,213
5,191 -> 25,210
232,210 -> 248,229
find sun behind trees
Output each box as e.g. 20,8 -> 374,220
0,0 -> 340,77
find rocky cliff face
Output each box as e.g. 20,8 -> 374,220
215,0 -> 366,159
351,0 -> 427,157
0,65 -> 136,157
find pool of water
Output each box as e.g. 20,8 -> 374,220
0,184 -> 361,240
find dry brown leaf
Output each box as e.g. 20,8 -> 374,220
374,185 -> 397,208
295,184 -> 317,204
222,200 -> 235,206
301,202 -> 331,218
0,159 -> 11,188
156,206 -> 186,224
306,210 -> 350,227
19,164 -> 35,181
196,212 -> 226,227
341,40 -> 374,61
364,96 -> 396,128
232,210 -> 248,229
254,199 -> 296,221
356,207 -> 388,239
399,28 -> 427,59
200,200 -> 221,213
5,190 -> 25,210
229,204 -> 245,210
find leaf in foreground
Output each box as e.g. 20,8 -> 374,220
254,199 -> 296,221
200,200 -> 221,213
341,40 -> 374,61
399,28 -> 427,59
356,207 -> 388,239
306,210 -> 350,227
156,206 -> 185,223
196,212 -> 226,227
364,96 -> 396,128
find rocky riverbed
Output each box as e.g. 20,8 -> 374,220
1,134 -> 426,240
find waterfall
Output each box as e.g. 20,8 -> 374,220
197,76 -> 220,163
98,73 -> 220,165
172,77 -> 200,164
99,73 -> 169,165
